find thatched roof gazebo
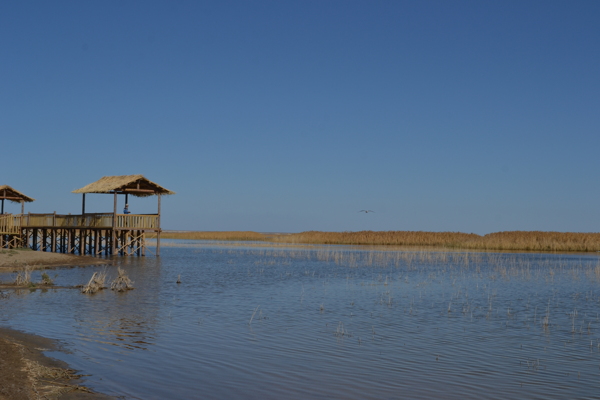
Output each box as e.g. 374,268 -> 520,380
73,175 -> 175,197
0,185 -> 35,214
72,174 -> 175,214
72,175 -> 175,256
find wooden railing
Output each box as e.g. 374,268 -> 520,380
116,214 -> 159,229
2,213 -> 160,230
0,214 -> 21,234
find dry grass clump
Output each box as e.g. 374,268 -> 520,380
81,271 -> 107,294
40,272 -> 53,286
14,266 -> 32,286
110,267 -> 134,292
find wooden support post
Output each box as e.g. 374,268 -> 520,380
112,192 -> 117,256
82,193 -> 86,216
83,229 -> 86,255
129,231 -> 133,255
1,198 -> 3,214
119,231 -> 123,255
87,230 -> 91,255
157,194 -> 161,256
137,230 -> 141,256
142,231 -> 146,256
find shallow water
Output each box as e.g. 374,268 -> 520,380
2,242 -> 600,399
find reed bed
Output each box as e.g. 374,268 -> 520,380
159,231 -> 270,241
159,230 -> 600,252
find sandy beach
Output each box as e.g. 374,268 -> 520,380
0,249 -> 108,272
0,249 -> 113,399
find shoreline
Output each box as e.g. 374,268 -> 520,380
0,250 -> 115,399
0,249 -> 110,272
0,327 -> 114,400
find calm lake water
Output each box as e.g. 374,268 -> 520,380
2,241 -> 600,399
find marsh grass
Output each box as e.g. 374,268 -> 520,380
156,230 -> 600,252
40,272 -> 53,286
159,231 -> 269,241
334,322 -> 350,338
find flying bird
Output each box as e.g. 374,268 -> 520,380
358,210 -> 375,213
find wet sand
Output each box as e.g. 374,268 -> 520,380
0,250 -> 114,399
0,249 -> 108,272
0,328 -> 114,400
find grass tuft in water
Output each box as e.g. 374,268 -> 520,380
81,271 -> 107,294
111,267 -> 134,292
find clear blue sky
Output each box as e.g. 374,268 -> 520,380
2,1 -> 599,234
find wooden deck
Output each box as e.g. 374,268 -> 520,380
1,213 -> 160,256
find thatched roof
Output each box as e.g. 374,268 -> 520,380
0,185 -> 35,203
72,175 -> 175,197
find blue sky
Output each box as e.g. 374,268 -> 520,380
2,1 -> 599,234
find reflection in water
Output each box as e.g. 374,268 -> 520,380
84,316 -> 155,351
0,244 -> 600,399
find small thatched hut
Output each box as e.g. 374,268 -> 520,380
72,174 -> 175,214
72,175 -> 175,255
0,185 -> 35,214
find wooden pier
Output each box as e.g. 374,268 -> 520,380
0,175 -> 174,256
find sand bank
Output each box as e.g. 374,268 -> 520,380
0,249 -> 108,272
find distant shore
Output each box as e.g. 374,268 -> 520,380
157,230 -> 600,253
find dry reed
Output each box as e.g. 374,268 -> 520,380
158,230 -> 600,252
110,267 -> 134,292
159,231 -> 269,241
81,271 -> 107,294
14,266 -> 32,286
